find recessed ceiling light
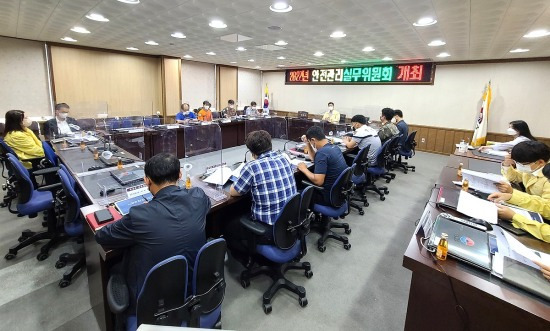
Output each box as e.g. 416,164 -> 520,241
248,59 -> 255,62
509,48 -> 530,53
86,13 -> 109,22
277,64 -> 285,67
230,61 -> 237,64
413,17 -> 437,27
117,0 -> 140,3
183,54 -> 193,59
126,47 -> 138,51
428,40 -> 446,46
314,51 -> 324,57
382,56 -> 393,61
70,26 -> 90,34
274,40 -> 288,46
523,29 -> 550,38
330,31 -> 346,38
340,60 -> 347,63
277,56 -> 286,60
236,46 -> 247,51
270,2 -> 293,13
255,66 -> 261,69
436,52 -> 450,58
61,37 -> 77,42
307,62 -> 312,65
362,46 -> 375,52
145,40 -> 158,46
206,52 -> 216,56
209,20 -> 227,29
171,32 -> 186,39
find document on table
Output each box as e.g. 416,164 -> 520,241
229,162 -> 246,182
503,204 -> 544,223
456,190 -> 498,224
203,166 -> 232,186
500,229 -> 550,268
460,169 -> 507,194
483,150 -> 509,157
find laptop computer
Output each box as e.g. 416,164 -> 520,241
436,187 -> 461,210
428,213 -> 492,271
110,169 -> 143,186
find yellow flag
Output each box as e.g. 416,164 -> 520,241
472,82 -> 492,147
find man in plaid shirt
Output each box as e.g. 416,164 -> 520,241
226,130 -> 297,260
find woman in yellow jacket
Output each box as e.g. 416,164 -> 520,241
3,110 -> 44,168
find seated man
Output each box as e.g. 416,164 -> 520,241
322,102 -> 340,124
377,107 -> 400,143
298,126 -> 348,205
342,114 -> 381,166
44,103 -> 80,140
497,141 -> 550,200
95,153 -> 210,311
197,100 -> 213,121
227,130 -> 297,258
393,109 -> 409,146
221,99 -> 237,118
175,103 -> 196,123
245,101 -> 258,116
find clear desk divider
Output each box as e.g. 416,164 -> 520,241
111,125 -> 146,162
149,118 -> 178,157
287,117 -> 324,142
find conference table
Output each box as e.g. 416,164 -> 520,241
51,116 -> 348,331
402,148 -> 550,330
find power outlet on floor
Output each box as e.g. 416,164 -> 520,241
421,138 -> 426,143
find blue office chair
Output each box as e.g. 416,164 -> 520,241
349,145 -> 371,214
42,141 -> 59,167
394,131 -> 417,173
143,117 -> 152,127
55,168 -> 85,288
240,192 -> 313,314
121,118 -> 133,128
0,139 -> 17,209
107,119 -> 121,130
0,138 -> 45,171
152,116 -> 161,126
308,167 -> 353,252
4,154 -> 63,261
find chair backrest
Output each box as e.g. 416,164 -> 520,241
136,256 -> 189,328
0,138 -> 16,156
272,193 -> 302,250
77,118 -> 96,131
107,119 -> 120,130
299,186 -> 315,223
192,239 -> 227,315
58,168 -> 80,225
329,167 -> 352,208
152,117 -> 161,126
121,118 -> 133,128
297,111 -> 309,119
143,117 -> 152,127
353,145 -> 371,176
402,131 -> 417,152
59,164 -> 75,188
339,114 -> 346,124
42,141 -> 58,166
374,139 -> 393,168
0,123 -> 5,136
6,153 -> 34,204
212,111 -> 220,119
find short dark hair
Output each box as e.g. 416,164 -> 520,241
543,164 -> 550,179
203,100 -> 211,107
394,109 -> 403,118
144,153 -> 181,185
351,115 -> 367,125
305,125 -> 325,141
228,99 -> 235,105
381,107 -> 394,120
251,101 -> 257,106
4,110 -> 25,134
511,141 -> 550,164
245,130 -> 272,156
328,102 -> 334,106
55,103 -> 70,111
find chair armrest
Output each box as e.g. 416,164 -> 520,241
346,153 -> 358,159
32,167 -> 60,176
106,274 -> 130,314
21,157 -> 44,163
301,180 -> 324,191
37,182 -> 62,192
240,218 -> 267,236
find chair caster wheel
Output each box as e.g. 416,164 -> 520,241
59,279 -> 70,288
305,270 -> 313,279
359,210 -> 364,216
318,245 -> 326,253
299,297 -> 308,307
344,243 -> 351,250
36,252 -> 49,261
412,169 -> 416,172
55,261 -> 66,269
380,196 -> 386,201
240,278 -> 250,289
5,253 -> 16,260
384,189 -> 389,194
345,228 -> 352,235
386,179 -> 391,183
263,303 -> 272,314
363,202 -> 369,207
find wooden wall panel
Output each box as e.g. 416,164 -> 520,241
217,66 -> 237,109
162,57 -> 181,116
51,46 -> 162,118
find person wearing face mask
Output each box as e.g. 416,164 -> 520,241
222,99 -> 237,118
175,103 -> 196,123
245,101 -> 258,116
479,120 -> 535,152
197,100 -> 213,121
43,103 -> 80,140
342,114 -> 381,166
95,153 -> 209,315
393,109 -> 409,146
3,110 -> 45,169
377,107 -> 400,143
322,102 -> 340,124
298,125 -> 348,206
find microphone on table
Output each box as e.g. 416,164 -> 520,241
283,140 -> 294,151
243,150 -> 250,164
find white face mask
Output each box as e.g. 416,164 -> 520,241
391,118 -> 397,123
229,105 -> 234,108
59,112 -> 69,119
516,162 -> 535,173
506,127 -> 518,136
328,106 -> 334,111
23,118 -> 32,127
205,106 -> 210,110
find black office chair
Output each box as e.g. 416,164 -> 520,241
393,131 -> 417,173
77,118 -> 97,131
240,189 -> 313,314
307,167 -> 353,252
339,114 -> 346,124
212,111 -> 220,120
384,135 -> 400,181
0,139 -> 17,209
349,145 -> 371,214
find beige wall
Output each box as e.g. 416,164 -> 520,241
181,60 -> 216,110
238,68 -> 261,109
51,46 -> 162,118
217,66 -> 237,108
162,58 -> 181,116
262,61 -> 550,137
0,36 -> 51,117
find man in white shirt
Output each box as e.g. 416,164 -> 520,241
44,103 -> 80,139
343,114 -> 381,165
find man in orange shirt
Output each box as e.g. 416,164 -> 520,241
197,100 -> 213,121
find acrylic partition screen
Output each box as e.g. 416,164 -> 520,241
286,117 -> 324,142
245,116 -> 288,152
148,118 -> 178,158
110,126 -> 146,161
182,122 -> 222,174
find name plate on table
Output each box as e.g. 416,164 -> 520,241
126,184 -> 149,198
165,124 -> 180,129
127,128 -> 144,133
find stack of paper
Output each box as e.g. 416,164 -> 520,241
203,166 -> 232,186
456,190 -> 498,224
484,150 -> 509,157
460,169 -> 507,194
